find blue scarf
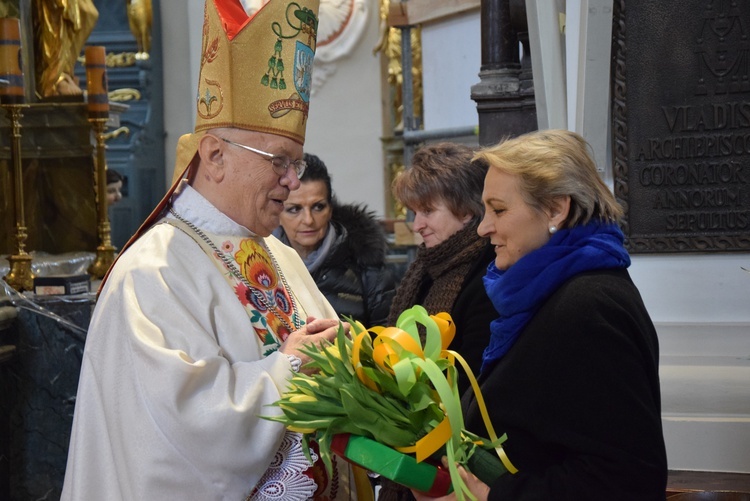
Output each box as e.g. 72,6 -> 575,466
480,221 -> 631,373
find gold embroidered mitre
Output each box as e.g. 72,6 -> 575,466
106,0 -> 320,289
196,0 -> 318,141
175,0 -> 320,177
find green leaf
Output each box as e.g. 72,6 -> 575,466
392,358 -> 418,396
340,388 -> 417,447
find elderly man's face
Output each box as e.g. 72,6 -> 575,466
220,130 -> 303,236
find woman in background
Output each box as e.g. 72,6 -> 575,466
387,142 -> 496,385
275,153 -> 396,326
106,168 -> 124,206
415,129 -> 667,501
378,142 -> 497,501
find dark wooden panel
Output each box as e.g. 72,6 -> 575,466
612,0 -> 750,253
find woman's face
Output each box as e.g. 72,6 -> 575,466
478,168 -> 555,270
107,180 -> 123,206
411,199 -> 471,248
279,180 -> 333,258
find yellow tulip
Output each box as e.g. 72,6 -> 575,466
287,425 -> 316,434
289,394 -> 317,403
325,346 -> 341,359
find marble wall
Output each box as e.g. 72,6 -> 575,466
0,296 -> 92,500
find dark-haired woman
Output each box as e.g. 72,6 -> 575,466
275,153 -> 396,326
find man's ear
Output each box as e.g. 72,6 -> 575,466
197,134 -> 226,183
549,195 -> 571,228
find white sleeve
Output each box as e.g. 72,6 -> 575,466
64,225 -> 300,499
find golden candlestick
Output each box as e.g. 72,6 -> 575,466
1,17 -> 33,291
86,117 -> 116,279
3,103 -> 34,291
85,46 -> 115,279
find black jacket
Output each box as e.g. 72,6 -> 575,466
445,243 -> 497,394
310,203 -> 396,326
464,269 -> 667,500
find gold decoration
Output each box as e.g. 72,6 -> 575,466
2,104 -> 34,291
109,88 -> 141,102
374,0 -> 423,218
103,126 -> 130,141
374,0 -> 422,131
77,52 -> 138,68
0,3 -> 19,17
115,0 -> 324,262
382,136 -> 407,219
83,47 -> 115,278
86,118 -> 116,279
32,0 -> 99,98
174,0 -> 321,176
126,0 -> 153,60
106,52 -> 136,67
1,18 -> 33,290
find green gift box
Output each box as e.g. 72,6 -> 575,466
331,433 -> 453,496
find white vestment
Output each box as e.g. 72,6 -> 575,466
62,184 -> 354,500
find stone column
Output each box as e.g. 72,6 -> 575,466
471,0 -> 537,146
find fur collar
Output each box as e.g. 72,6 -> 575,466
331,202 -> 389,267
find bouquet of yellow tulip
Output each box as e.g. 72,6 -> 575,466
264,305 -> 514,501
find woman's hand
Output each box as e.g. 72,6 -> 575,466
411,458 -> 490,501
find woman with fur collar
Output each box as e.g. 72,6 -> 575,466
274,153 -> 396,326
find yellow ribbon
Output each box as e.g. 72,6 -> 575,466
395,415 -> 453,462
449,350 -> 519,474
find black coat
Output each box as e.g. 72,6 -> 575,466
464,268 -> 667,500
311,203 -> 396,326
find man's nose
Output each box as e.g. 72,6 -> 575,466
281,168 -> 301,190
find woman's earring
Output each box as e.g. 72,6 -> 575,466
549,225 -> 557,234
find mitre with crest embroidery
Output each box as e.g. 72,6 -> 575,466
109,0 -> 320,279
177,0 -> 320,175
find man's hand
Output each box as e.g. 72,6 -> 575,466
279,317 -> 349,373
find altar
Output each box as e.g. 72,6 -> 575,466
0,102 -> 99,255
0,0 -> 164,498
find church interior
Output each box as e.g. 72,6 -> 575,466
1,0 -> 749,498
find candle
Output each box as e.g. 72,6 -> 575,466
0,17 -> 24,104
85,45 -> 109,119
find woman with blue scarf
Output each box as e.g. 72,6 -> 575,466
415,130 -> 667,501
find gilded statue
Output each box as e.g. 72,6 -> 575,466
373,0 -> 422,218
126,0 -> 152,60
32,0 -> 99,98
373,0 -> 422,131
0,2 -> 20,18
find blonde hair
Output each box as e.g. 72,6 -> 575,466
473,129 -> 623,227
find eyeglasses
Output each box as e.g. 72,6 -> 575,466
221,138 -> 306,179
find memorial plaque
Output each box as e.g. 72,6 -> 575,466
612,0 -> 750,252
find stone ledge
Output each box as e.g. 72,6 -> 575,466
656,322 -> 750,473
668,470 -> 750,496
660,356 -> 750,415
656,322 -> 750,357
